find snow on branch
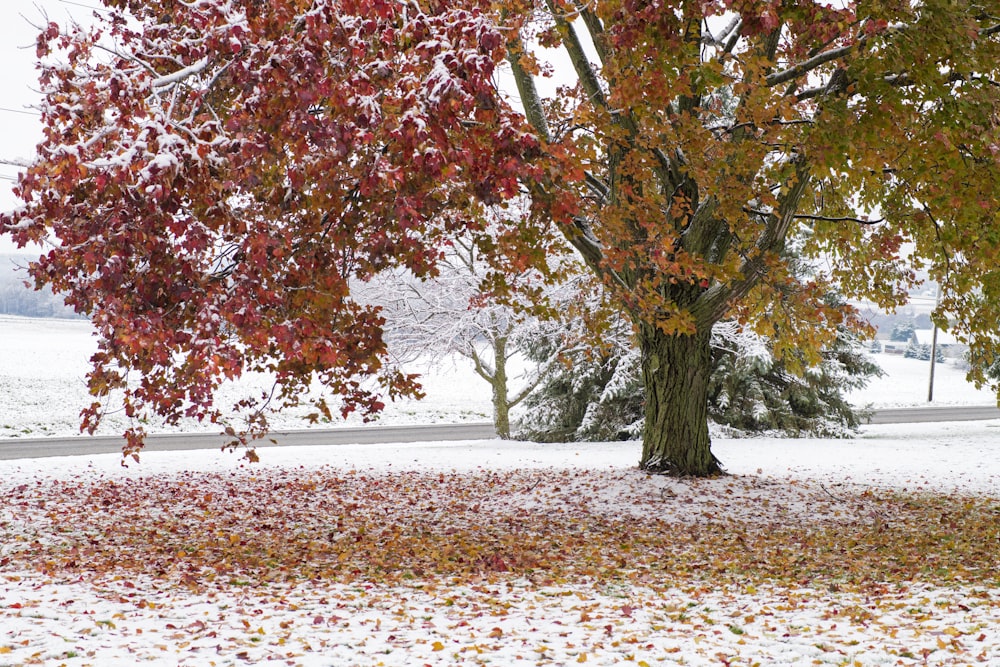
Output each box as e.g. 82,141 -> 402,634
150,56 -> 211,89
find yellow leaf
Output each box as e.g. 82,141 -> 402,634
577,653 -> 588,663
432,641 -> 445,651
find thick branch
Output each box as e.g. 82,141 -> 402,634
544,0 -> 613,119
765,44 -> 853,87
571,0 -> 610,66
504,31 -> 552,142
584,171 -> 610,202
704,159 -> 813,324
467,342 -> 496,383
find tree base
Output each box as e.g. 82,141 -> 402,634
639,456 -> 727,478
638,327 -> 723,477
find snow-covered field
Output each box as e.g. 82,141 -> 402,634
3,314 -> 1000,666
3,425 -> 1000,666
0,315 -> 493,439
1,314 -> 996,439
846,352 -> 998,408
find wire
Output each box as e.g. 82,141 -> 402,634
0,107 -> 40,117
57,0 -> 112,12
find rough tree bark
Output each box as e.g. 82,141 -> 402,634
637,324 -> 722,477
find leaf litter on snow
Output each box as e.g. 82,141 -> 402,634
2,428 -> 1000,665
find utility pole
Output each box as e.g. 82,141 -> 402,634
927,326 -> 939,402
927,285 -> 941,403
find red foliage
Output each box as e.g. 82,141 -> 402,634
3,0 -> 555,454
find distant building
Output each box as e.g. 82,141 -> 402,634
912,329 -> 959,347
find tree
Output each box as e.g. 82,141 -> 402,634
354,228 -> 581,438
516,306 -> 644,443
890,319 -> 916,343
3,1 -> 999,474
904,340 -> 944,363
0,257 -> 80,319
517,310 -> 882,442
708,317 -> 882,437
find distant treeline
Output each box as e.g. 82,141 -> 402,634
0,255 -> 81,319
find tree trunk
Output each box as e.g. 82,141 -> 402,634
492,335 -> 511,439
638,324 -> 723,476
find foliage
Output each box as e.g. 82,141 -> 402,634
905,341 -> 946,363
6,465 -> 998,590
4,457 -> 1000,663
1,0 -> 552,455
890,319 -> 917,343
517,314 -> 881,441
2,0 -> 998,472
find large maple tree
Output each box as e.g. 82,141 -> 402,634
3,0 -> 999,474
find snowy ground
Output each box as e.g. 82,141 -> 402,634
0,314 -> 996,439
0,315 -> 493,439
3,315 -> 1000,666
846,352 -> 997,408
3,424 -> 1000,666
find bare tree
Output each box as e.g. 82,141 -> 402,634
356,233 -> 584,438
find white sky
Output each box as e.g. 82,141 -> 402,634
0,0 -> 94,252
0,0 -> 579,256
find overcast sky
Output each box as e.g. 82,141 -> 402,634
0,0 -> 577,256
0,0 -> 93,252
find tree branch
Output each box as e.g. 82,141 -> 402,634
543,0 -> 614,119
744,208 -> 886,225
504,28 -> 552,142
508,345 -> 564,407
793,212 -> 885,225
705,159 -> 813,324
921,202 -> 953,281
765,44 -> 854,87
467,340 -> 496,383
571,0 -> 610,66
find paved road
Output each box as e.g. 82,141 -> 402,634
865,405 -> 1000,424
1,406 -> 998,460
0,422 -> 497,461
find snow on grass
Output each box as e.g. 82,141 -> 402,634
3,314 -> 997,440
4,315 -> 1000,665
847,352 -> 997,408
3,423 -> 1000,666
0,315 -> 492,439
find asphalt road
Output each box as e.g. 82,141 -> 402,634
864,405 -> 1000,424
1,406 -> 998,460
0,422 -> 497,461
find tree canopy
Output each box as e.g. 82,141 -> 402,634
2,0 -> 999,472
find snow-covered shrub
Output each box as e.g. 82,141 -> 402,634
516,315 -> 882,441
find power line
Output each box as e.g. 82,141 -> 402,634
57,0 -> 112,12
0,107 -> 40,117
